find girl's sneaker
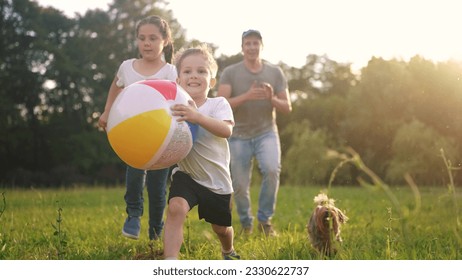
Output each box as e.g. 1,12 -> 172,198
122,216 -> 141,239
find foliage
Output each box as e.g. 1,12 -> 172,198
283,120 -> 336,185
0,192 -> 5,220
0,0 -> 185,186
51,205 -> 68,259
387,119 -> 458,185
1,0 -> 462,187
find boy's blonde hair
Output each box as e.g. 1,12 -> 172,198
174,43 -> 218,78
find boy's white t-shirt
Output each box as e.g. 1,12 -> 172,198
116,58 -> 177,87
176,97 -> 235,195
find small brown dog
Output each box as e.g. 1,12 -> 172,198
307,193 -> 348,256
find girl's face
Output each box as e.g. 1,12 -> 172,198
136,23 -> 166,61
177,54 -> 216,101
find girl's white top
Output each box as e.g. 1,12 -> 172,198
116,58 -> 177,87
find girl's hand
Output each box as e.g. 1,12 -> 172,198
98,111 -> 109,130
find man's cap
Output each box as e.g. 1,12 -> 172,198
242,29 -> 262,40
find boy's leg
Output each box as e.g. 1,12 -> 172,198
145,168 -> 169,240
212,224 -> 240,260
199,187 -> 237,259
163,197 -> 190,259
211,224 -> 234,253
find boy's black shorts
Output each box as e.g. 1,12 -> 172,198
168,171 -> 232,227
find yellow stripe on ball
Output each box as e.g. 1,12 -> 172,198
108,109 -> 171,169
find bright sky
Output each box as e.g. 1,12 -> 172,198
36,0 -> 462,70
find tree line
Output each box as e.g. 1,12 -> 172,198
1,0 -> 461,187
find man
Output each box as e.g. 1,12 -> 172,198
217,30 -> 292,236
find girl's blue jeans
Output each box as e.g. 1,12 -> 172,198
124,166 -> 169,238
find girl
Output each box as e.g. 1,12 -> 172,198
98,15 -> 175,240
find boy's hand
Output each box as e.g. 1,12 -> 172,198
171,100 -> 199,123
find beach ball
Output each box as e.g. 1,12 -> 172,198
106,80 -> 198,170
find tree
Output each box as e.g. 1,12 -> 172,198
0,0 -> 77,183
387,119 -> 458,185
407,57 -> 462,140
340,57 -> 413,177
2,0 -> 461,187
0,0 -> 189,186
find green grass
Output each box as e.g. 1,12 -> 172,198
0,185 -> 461,260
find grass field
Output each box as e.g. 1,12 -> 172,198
0,184 -> 461,260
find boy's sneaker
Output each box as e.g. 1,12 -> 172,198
223,250 -> 241,260
122,216 -> 141,239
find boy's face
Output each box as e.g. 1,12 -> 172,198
177,54 -> 216,100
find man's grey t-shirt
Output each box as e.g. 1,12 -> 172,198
219,61 -> 287,139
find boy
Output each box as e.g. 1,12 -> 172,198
163,45 -> 239,260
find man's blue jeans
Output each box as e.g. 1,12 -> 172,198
229,130 -> 281,228
124,166 -> 169,238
